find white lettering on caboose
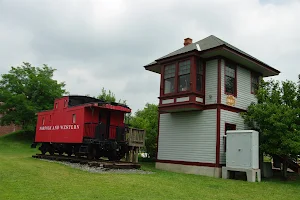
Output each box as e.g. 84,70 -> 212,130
39,124 -> 80,131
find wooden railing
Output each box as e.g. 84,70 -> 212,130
126,127 -> 146,147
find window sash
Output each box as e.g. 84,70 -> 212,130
164,64 -> 175,79
225,64 -> 236,95
197,60 -> 203,75
179,60 -> 190,75
178,74 -> 190,92
251,75 -> 259,93
196,74 -> 203,92
164,77 -> 175,94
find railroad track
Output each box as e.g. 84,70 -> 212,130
32,154 -> 141,169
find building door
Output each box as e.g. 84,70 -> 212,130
224,123 -> 236,152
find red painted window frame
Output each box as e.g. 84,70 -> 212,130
161,56 -> 205,98
251,72 -> 259,94
224,123 -> 236,152
178,60 -> 192,93
163,63 -> 176,95
224,61 -> 237,97
196,59 -> 205,94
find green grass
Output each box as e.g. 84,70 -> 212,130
1,132 -> 300,200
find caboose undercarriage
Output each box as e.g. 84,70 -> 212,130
38,139 -> 128,161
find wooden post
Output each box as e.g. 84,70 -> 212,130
130,147 -> 134,163
125,151 -> 130,162
133,147 -> 139,163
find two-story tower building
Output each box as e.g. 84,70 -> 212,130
144,35 -> 280,177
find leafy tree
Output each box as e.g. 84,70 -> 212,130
242,79 -> 300,179
97,87 -> 126,105
0,62 -> 67,132
130,103 -> 158,158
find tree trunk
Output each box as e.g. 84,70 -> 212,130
281,157 -> 288,180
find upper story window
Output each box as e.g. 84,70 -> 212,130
251,73 -> 259,94
196,60 -> 204,92
178,60 -> 191,92
164,64 -> 176,94
225,62 -> 236,96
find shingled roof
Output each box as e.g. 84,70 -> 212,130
144,35 -> 280,77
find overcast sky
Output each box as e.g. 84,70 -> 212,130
0,0 -> 299,112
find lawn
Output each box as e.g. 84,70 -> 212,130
1,132 -> 300,200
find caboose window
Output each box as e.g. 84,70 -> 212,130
55,103 -> 58,109
64,100 -> 68,107
42,117 -> 45,125
178,60 -> 190,92
164,64 -> 175,94
72,114 -> 76,123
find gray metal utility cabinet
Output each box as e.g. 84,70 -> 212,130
222,130 -> 261,182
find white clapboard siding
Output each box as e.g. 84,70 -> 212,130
221,60 -> 257,110
158,110 -> 217,163
205,59 -> 218,104
219,109 -> 247,164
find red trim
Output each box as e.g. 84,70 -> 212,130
216,107 -> 221,167
159,104 -> 204,112
156,113 -> 160,160
156,159 -> 217,168
159,103 -> 246,113
160,65 -> 164,97
224,60 -> 237,97
203,61 -> 206,104
215,59 -> 222,167
159,91 -> 204,99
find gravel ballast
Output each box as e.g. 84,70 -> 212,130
41,159 -> 154,174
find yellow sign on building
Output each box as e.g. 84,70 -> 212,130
226,95 -> 236,106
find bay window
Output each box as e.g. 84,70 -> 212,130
196,59 -> 204,92
178,60 -> 191,92
164,64 -> 175,94
225,62 -> 236,96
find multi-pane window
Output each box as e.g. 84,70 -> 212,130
196,59 -> 204,92
178,60 -> 191,92
164,64 -> 176,94
225,63 -> 236,95
251,73 -> 259,94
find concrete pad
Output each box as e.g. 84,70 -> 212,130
156,162 -> 221,178
222,167 -> 261,182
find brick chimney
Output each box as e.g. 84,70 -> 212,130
184,38 -> 193,46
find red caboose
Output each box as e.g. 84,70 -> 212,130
33,95 -> 131,160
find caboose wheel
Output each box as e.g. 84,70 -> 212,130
41,149 -> 46,155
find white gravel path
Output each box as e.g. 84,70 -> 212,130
40,159 -> 154,174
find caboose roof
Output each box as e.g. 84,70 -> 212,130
144,35 -> 280,77
66,95 -> 129,109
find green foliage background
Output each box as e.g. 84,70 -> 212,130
0,63 -> 67,132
